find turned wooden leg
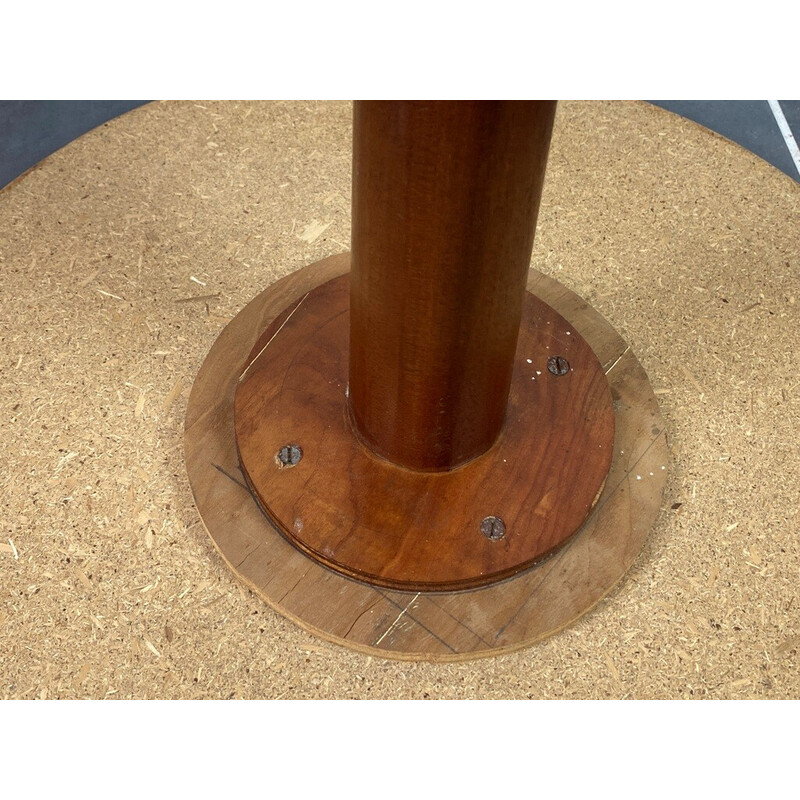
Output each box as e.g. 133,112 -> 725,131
350,101 -> 557,470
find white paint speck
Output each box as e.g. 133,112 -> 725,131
566,331 -> 571,335
526,358 -> 532,364
636,475 -> 642,480
536,370 -> 541,375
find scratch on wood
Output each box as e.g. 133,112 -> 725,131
238,292 -> 310,382
375,593 -> 420,646
377,593 -> 458,653
603,346 -> 630,375
343,597 -> 383,639
279,571 -> 310,603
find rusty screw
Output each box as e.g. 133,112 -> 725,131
547,355 -> 570,376
480,516 -> 506,541
277,444 -> 303,467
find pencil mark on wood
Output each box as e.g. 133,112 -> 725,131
212,462 -> 249,492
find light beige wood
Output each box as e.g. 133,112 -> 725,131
185,252 -> 668,660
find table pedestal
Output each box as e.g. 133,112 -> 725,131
185,102 -> 667,659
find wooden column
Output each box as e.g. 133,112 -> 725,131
349,100 -> 557,471
230,99 -> 615,592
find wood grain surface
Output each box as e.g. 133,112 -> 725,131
350,101 -> 557,470
233,270 -> 614,591
186,252 -> 667,659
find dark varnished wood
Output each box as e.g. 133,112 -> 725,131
233,267 -> 614,591
350,101 -> 557,470
186,254 -> 667,659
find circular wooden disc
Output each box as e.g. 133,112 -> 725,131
185,252 -> 668,661
233,272 -> 615,591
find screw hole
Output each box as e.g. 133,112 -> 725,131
547,355 -> 570,376
277,444 -> 303,467
480,516 -> 506,540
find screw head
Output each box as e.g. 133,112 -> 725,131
277,444 -> 303,467
480,516 -> 506,541
547,355 -> 570,376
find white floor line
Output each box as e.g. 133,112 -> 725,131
768,100 -> 800,179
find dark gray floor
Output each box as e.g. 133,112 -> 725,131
0,100 -> 148,189
1,100 -> 799,190
650,100 -> 800,181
